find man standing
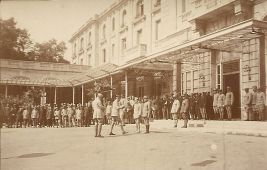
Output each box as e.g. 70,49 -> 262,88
109,95 -> 127,135
119,94 -> 127,126
256,87 -> 266,121
217,89 -> 225,120
199,92 -> 207,121
225,86 -> 234,120
243,88 -> 252,120
251,86 -> 258,120
93,93 -> 105,137
142,96 -> 151,133
213,89 -> 219,120
180,94 -> 189,128
170,94 -> 180,128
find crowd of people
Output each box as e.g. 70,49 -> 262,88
0,85 -> 265,135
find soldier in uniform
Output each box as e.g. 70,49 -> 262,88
142,96 -> 151,133
170,94 -> 180,128
225,86 -> 234,120
256,87 -> 266,121
93,93 -> 105,137
180,94 -> 189,128
251,86 -> 258,120
109,95 -> 127,135
243,88 -> 252,120
213,89 -> 219,120
119,94 -> 127,126
133,97 -> 142,133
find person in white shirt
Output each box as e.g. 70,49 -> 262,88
105,101 -> 112,125
217,89 -> 226,120
213,89 -> 219,120
225,86 -> 234,120
93,93 -> 106,137
243,88 -> 252,120
133,97 -> 142,133
109,95 -> 127,135
170,94 -> 180,128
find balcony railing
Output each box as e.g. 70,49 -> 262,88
122,44 -> 147,63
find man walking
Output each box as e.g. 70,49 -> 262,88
109,95 -> 127,135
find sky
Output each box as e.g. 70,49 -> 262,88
1,0 -> 116,61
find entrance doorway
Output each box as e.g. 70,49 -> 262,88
222,61 -> 241,119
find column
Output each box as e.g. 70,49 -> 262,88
210,50 -> 217,90
172,62 -> 181,94
81,85 -> 84,105
110,76 -> 113,98
125,71 -> 128,98
72,87 -> 75,104
5,85 -> 8,98
54,87 -> 57,104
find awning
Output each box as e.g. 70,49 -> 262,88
117,19 -> 267,68
69,63 -> 120,86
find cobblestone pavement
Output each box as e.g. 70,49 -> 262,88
1,121 -> 267,170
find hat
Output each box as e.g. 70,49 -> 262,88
97,93 -> 103,98
143,96 -> 148,99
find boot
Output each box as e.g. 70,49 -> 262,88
147,125 -> 150,133
95,125 -> 98,137
181,119 -> 188,128
98,124 -> 103,137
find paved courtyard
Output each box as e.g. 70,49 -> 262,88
1,121 -> 267,170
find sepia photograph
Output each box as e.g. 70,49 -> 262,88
1,0 -> 267,169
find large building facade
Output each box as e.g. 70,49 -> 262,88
69,0 -> 267,119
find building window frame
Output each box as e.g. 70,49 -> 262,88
112,18 -> 115,31
136,0 -> 144,18
103,49 -> 106,63
155,19 -> 161,41
122,10 -> 127,27
102,24 -> 106,39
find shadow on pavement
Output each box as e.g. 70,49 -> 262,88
3,153 -> 55,159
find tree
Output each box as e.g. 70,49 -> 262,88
0,18 -> 69,63
32,39 -> 69,63
0,18 -> 32,60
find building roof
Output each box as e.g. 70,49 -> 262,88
69,63 -> 120,86
0,59 -> 91,87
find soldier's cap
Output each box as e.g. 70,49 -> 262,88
244,87 -> 249,90
143,96 -> 148,99
116,94 -> 120,97
135,97 -> 139,100
252,85 -> 257,89
97,93 -> 103,97
227,86 -> 231,89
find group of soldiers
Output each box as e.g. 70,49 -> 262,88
92,92 -> 193,137
1,85 -> 265,134
1,103 -> 94,128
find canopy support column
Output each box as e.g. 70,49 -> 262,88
54,87 -> 57,104
5,85 -> 8,98
125,71 -> 128,99
72,87 -> 75,104
110,76 -> 113,99
81,85 -> 84,105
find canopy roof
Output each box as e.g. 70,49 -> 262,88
69,63 -> 120,86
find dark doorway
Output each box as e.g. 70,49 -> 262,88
223,73 -> 240,119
